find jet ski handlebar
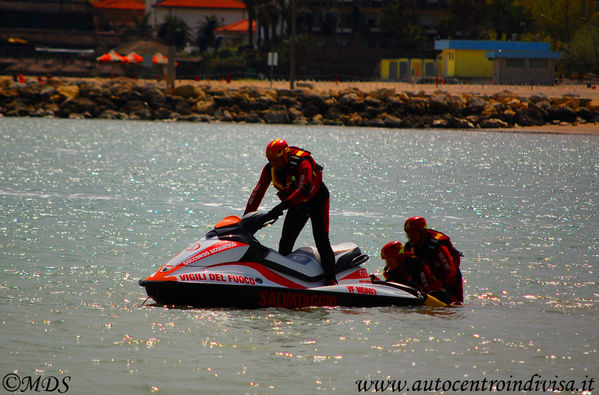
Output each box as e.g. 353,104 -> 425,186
240,211 -> 279,235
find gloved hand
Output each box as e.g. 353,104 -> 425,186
266,201 -> 289,220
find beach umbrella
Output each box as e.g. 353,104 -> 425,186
96,50 -> 124,63
152,53 -> 178,66
152,52 -> 168,65
123,52 -> 144,64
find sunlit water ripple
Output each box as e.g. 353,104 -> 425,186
1,118 -> 597,393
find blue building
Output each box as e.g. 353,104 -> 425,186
434,40 -> 562,85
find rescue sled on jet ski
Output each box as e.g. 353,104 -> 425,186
139,212 -> 446,308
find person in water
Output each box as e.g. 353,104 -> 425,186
402,216 -> 464,304
244,139 -> 337,285
380,240 -> 441,293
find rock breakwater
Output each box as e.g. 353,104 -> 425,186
1,78 -> 598,129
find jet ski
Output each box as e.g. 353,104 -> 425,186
139,212 -> 446,308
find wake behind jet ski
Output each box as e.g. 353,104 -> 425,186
139,212 -> 446,309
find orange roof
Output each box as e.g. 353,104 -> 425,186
93,0 -> 145,10
215,19 -> 256,33
155,0 -> 246,9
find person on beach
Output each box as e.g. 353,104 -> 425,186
401,216 -> 464,304
380,240 -> 442,293
244,139 -> 337,285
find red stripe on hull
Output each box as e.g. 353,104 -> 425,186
207,262 -> 307,289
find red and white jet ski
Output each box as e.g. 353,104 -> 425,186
139,212 -> 446,308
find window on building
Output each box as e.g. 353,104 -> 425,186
506,58 -> 525,68
529,59 -> 549,68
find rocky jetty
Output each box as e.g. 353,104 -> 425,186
1,77 -> 598,129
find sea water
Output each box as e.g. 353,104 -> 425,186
1,118 -> 597,393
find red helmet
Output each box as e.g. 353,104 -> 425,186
404,216 -> 427,233
266,139 -> 290,162
381,240 -> 403,260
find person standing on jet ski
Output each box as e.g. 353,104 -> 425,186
402,217 -> 464,304
244,139 -> 338,285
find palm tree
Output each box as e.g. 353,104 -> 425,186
133,14 -> 153,38
158,16 -> 190,50
243,0 -> 258,48
256,0 -> 284,48
196,16 -> 220,53
244,0 -> 290,50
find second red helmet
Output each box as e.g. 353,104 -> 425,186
404,216 -> 428,232
265,139 -> 290,162
381,240 -> 403,260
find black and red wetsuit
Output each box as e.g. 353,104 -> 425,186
382,247 -> 443,294
404,230 -> 464,304
244,147 -> 336,283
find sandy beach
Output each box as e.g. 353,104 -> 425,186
183,79 -> 599,100
28,76 -> 599,101
502,123 -> 599,135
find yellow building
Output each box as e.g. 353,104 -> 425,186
434,40 -> 557,81
380,58 -> 436,81
380,58 -> 410,81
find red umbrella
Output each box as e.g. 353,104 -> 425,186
96,50 -> 124,63
123,52 -> 143,64
152,52 -> 168,65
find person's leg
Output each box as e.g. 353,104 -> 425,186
278,206 -> 309,255
309,186 -> 336,283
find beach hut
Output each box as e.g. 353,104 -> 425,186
434,39 -> 561,83
423,59 -> 436,78
380,58 -> 410,81
411,59 -> 423,80
486,49 -> 562,85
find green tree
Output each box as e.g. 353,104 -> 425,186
242,0 -> 258,48
566,22 -> 599,76
256,0 -> 284,47
124,14 -> 153,39
437,0 -> 487,39
523,0 -> 596,47
379,0 -> 421,49
518,0 -> 597,74
158,16 -> 190,50
483,0 -> 533,40
196,16 -> 220,53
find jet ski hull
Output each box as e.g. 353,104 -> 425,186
139,280 -> 426,309
139,213 -> 446,309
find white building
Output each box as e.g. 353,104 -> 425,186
145,0 -> 247,30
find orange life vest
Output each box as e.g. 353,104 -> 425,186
270,146 -> 323,200
404,229 -> 464,302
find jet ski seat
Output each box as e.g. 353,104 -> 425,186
292,243 -> 362,266
332,243 -> 365,272
284,243 -> 368,279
